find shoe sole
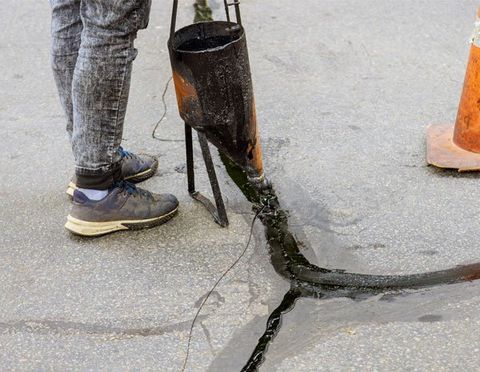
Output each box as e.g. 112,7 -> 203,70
66,181 -> 76,197
66,161 -> 159,197
64,207 -> 178,237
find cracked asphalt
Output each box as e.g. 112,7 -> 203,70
3,0 -> 480,371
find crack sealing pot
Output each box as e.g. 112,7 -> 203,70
168,19 -> 264,182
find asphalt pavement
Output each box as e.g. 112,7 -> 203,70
2,0 -> 480,371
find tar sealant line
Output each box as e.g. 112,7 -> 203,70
171,2 -> 480,370
221,153 -> 480,292
241,288 -> 302,372
220,153 -> 480,371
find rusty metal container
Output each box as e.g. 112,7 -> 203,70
168,5 -> 264,182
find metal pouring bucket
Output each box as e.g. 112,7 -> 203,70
168,1 -> 264,183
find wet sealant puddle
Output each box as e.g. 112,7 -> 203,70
219,152 -> 480,371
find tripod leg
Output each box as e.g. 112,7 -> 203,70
185,123 -> 195,194
197,132 -> 229,227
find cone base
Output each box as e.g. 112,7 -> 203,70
427,123 -> 480,172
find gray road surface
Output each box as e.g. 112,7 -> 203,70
2,0 -> 480,371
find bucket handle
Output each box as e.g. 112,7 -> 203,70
170,0 -> 243,40
223,0 -> 242,26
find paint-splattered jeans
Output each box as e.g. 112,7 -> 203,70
50,0 -> 151,189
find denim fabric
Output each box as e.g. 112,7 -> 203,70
50,0 -> 151,189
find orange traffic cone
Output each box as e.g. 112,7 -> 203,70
427,9 -> 480,171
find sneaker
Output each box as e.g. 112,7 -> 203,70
65,181 -> 178,237
66,147 -> 158,197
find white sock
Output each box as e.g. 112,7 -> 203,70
77,188 -> 108,201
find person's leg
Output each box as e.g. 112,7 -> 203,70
50,0 -> 82,139
72,0 -> 151,190
63,0 -> 178,237
50,0 -> 158,197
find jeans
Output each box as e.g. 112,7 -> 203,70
50,0 -> 151,189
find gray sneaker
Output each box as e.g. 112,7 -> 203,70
66,147 -> 158,197
65,181 -> 178,237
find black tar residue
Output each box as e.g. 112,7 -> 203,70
186,3 -> 480,371
219,152 -> 480,371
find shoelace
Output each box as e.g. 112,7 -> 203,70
112,180 -> 153,199
118,146 -> 133,159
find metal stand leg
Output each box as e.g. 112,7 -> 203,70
185,123 -> 195,194
184,123 -> 229,227
197,132 -> 229,227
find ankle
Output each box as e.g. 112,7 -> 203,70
77,188 -> 108,201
